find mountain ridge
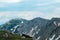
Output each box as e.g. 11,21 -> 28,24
0,17 -> 60,40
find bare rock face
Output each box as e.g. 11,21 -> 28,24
0,17 -> 60,40
39,18 -> 60,40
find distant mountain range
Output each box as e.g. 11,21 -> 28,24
0,17 -> 60,40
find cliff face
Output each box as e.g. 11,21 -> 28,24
0,18 -> 60,40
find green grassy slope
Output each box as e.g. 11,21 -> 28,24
0,30 -> 32,40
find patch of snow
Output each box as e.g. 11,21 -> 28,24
53,21 -> 60,27
32,33 -> 35,37
27,28 -> 35,37
36,36 -> 40,40
34,26 -> 38,30
14,25 -> 19,29
23,32 -> 27,34
36,31 -> 39,34
49,34 -> 55,40
45,38 -> 47,40
11,25 -> 20,33
11,29 -> 13,31
55,35 -> 60,40
21,21 -> 24,23
53,21 -> 57,26
36,29 -> 40,34
31,28 -> 34,32
58,23 -> 60,26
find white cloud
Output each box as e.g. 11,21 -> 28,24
34,0 -> 60,7
35,3 -> 49,6
16,11 -> 43,20
54,0 -> 60,2
0,0 -> 22,3
0,11 -> 43,24
35,0 -> 54,6
40,7 -> 60,19
0,7 -> 60,24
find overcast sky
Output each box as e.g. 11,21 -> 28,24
0,0 -> 60,24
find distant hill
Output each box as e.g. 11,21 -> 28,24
0,30 -> 32,40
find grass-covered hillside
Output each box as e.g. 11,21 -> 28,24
0,30 -> 33,40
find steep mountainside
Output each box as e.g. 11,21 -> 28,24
0,17 -> 60,40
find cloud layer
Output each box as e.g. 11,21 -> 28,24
0,0 -> 60,24
0,8 -> 60,24
0,0 -> 21,3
